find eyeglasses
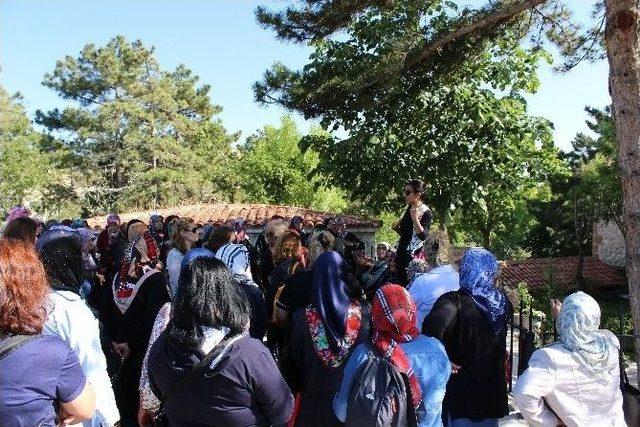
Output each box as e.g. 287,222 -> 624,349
404,190 -> 414,195
189,227 -> 198,233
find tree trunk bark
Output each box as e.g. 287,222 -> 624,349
604,0 -> 640,380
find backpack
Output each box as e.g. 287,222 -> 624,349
345,345 -> 417,427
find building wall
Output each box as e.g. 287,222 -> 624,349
592,221 -> 626,267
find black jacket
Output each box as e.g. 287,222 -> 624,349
149,333 -> 294,427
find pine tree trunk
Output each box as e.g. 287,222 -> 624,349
604,0 -> 640,380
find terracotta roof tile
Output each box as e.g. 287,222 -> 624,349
87,203 -> 382,229
501,256 -> 626,291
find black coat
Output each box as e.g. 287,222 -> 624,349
287,305 -> 370,427
423,291 -> 512,420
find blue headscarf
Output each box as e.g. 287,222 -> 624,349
458,248 -> 508,334
312,251 -> 352,352
557,292 -> 618,376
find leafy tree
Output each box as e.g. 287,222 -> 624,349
526,106 -> 622,259
0,86 -> 50,216
237,116 -> 348,212
36,36 -> 239,215
253,0 -> 640,376
256,1 -> 567,262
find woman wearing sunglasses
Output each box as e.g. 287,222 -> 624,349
393,179 -> 432,286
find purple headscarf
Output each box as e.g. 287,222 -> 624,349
6,205 -> 31,223
312,251 -> 351,352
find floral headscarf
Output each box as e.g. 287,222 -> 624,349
372,284 -> 422,410
557,291 -> 618,376
306,251 -> 362,368
458,248 -> 508,334
114,232 -> 160,313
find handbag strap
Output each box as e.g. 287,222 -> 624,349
619,348 -> 630,386
161,333 -> 240,406
0,334 -> 40,361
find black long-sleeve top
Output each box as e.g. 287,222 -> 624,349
423,291 -> 512,420
103,271 -> 170,354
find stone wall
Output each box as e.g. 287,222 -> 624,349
592,221 -> 626,267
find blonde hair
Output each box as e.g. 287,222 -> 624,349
307,230 -> 335,267
265,220 -> 288,250
273,230 -> 301,264
170,218 -> 194,254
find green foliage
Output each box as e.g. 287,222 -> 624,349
36,36 -> 239,215
257,1 -> 568,260
0,87 -> 50,216
374,210 -> 403,245
237,116 -> 348,212
525,106 -> 621,258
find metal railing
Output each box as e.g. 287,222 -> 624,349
507,298 -> 640,391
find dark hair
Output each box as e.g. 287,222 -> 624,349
406,179 -> 426,195
168,257 -> 249,352
0,238 -> 49,334
205,225 -> 235,252
3,217 -> 38,244
39,235 -> 84,292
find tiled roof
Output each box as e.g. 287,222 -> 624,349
87,203 -> 381,229
501,256 -> 627,290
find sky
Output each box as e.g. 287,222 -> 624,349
0,0 -> 610,151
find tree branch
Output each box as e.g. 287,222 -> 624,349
408,0 -> 549,70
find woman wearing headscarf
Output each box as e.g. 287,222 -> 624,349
37,227 -> 120,427
97,214 -> 126,286
103,231 -> 170,426
216,242 -> 268,341
423,248 -> 512,427
287,251 -> 370,427
513,292 -> 625,426
147,256 -> 294,426
334,284 -> 450,426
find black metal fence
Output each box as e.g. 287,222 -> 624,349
507,298 -> 639,391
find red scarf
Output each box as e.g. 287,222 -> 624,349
117,232 -> 159,298
371,283 -> 423,410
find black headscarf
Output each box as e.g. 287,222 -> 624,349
37,227 -> 84,294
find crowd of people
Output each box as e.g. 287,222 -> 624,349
0,179 -> 629,427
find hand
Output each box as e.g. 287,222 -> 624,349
550,299 -> 563,318
137,406 -> 154,426
451,362 -> 462,374
409,207 -> 419,220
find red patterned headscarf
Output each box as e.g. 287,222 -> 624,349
371,283 -> 423,410
113,232 -> 160,313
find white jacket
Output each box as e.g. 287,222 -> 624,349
44,290 -> 120,427
513,342 -> 626,427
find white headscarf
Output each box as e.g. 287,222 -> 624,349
557,291 -> 618,376
215,243 -> 252,280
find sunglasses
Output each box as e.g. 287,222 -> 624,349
189,227 -> 198,233
404,190 -> 414,195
